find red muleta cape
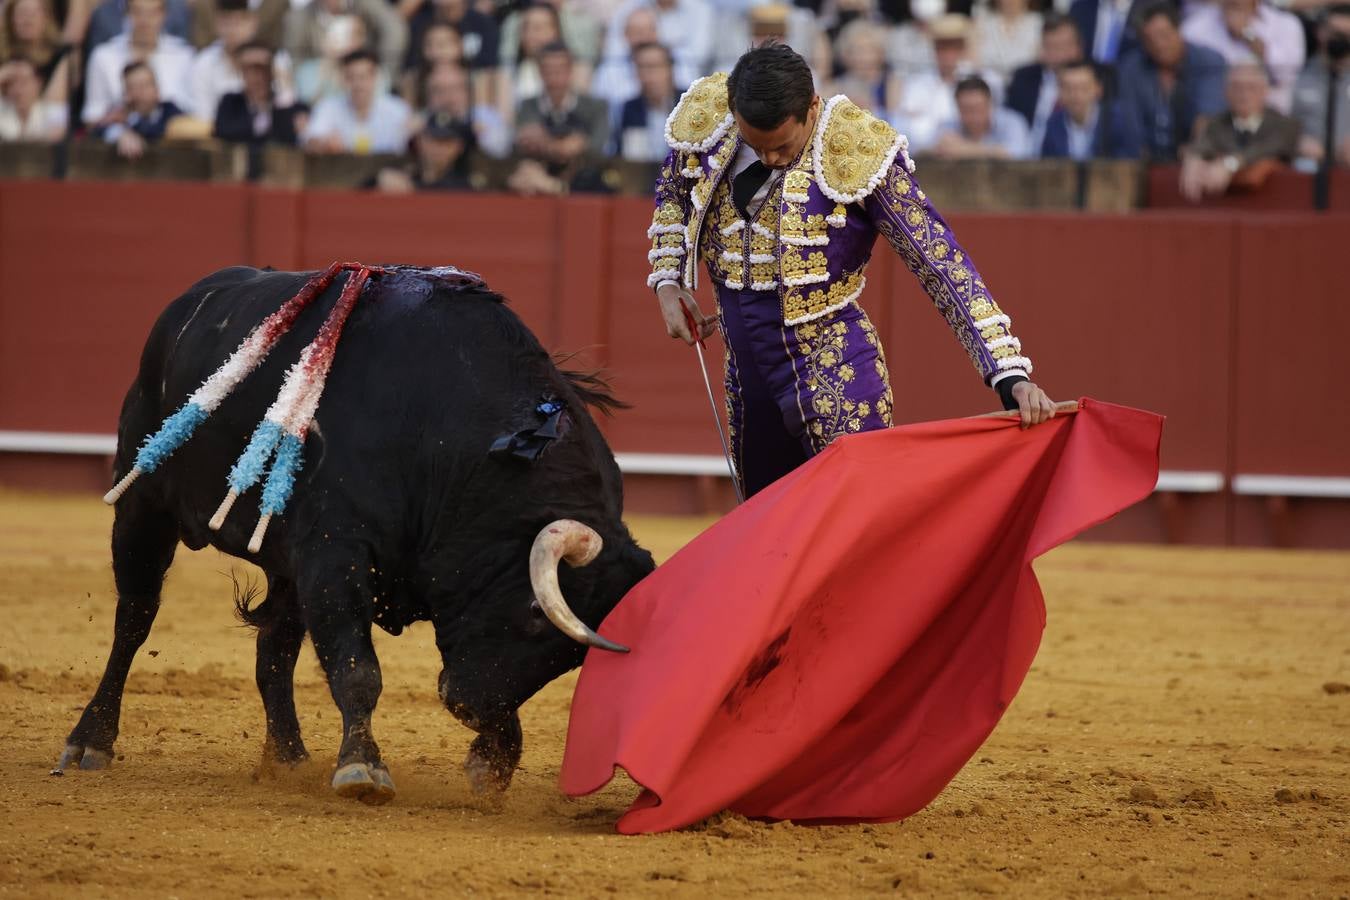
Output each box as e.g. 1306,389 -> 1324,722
560,398 -> 1162,834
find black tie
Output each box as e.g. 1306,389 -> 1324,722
733,160 -> 771,219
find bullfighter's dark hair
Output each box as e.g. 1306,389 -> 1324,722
954,75 -> 992,99
1133,0 -> 1181,30
340,47 -> 380,69
727,42 -> 815,129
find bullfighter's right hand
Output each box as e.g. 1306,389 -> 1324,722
656,283 -> 717,345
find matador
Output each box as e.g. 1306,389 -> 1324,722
647,44 -> 1058,497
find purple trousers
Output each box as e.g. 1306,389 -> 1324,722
717,285 -> 894,498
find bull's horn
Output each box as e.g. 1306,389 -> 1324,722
529,520 -> 629,654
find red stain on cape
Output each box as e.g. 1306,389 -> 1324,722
560,398 -> 1163,834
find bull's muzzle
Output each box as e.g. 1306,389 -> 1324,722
529,520 -> 629,653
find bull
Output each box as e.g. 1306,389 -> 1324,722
52,264 -> 655,803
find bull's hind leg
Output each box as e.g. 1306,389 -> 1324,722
298,546 -> 395,804
53,497 -> 178,774
247,575 -> 309,766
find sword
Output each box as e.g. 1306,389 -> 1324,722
681,302 -> 744,505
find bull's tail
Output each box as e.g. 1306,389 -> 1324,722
230,571 -> 271,629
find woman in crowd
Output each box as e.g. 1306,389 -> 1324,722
399,18 -> 462,103
972,0 -> 1042,82
0,0 -> 71,107
828,17 -> 901,113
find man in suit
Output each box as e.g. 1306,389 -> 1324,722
1068,0 -> 1153,65
613,41 -> 679,161
1179,62 -> 1301,200
1006,13 -> 1085,152
213,41 -> 306,147
1040,60 -> 1137,158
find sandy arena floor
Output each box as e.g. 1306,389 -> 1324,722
0,489 -> 1347,898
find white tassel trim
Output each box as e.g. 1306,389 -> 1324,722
720,219 -> 747,236
721,250 -> 744,263
724,278 -> 745,289
647,271 -> 682,287
826,212 -> 847,227
974,314 -> 1012,330
782,234 -> 830,246
985,335 -> 1021,352
748,253 -> 776,264
812,95 -> 912,204
783,272 -> 830,287
751,279 -> 779,290
783,276 -> 866,326
648,247 -> 686,262
751,222 -> 774,238
681,165 -> 702,178
664,76 -> 736,152
709,155 -> 724,169
647,223 -> 685,238
784,191 -> 810,202
996,356 -> 1034,373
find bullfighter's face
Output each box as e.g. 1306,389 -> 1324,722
734,94 -> 821,171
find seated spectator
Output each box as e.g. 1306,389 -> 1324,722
96,60 -> 183,157
0,56 -> 67,139
191,0 -> 296,122
1181,0 -> 1304,113
828,18 -> 901,115
512,40 -> 607,174
405,0 -> 498,75
1068,0 -> 1145,66
399,19 -> 462,102
613,40 -> 676,161
421,60 -> 509,156
192,0 -> 287,53
600,0 -> 714,94
82,0 -> 194,125
1040,60 -> 1136,158
893,14 -> 996,151
304,47 -> 412,153
499,0 -> 600,71
1292,3 -> 1350,167
1180,63 -> 1300,199
375,111 -> 476,190
932,74 -> 1030,158
0,0 -> 71,108
286,0 -> 406,91
496,3 -> 593,120
1116,1 -> 1227,161
711,2 -> 830,77
213,40 -> 305,146
84,0 -> 191,51
590,3 -> 657,111
973,0 -> 1042,83
1006,14 -> 1085,152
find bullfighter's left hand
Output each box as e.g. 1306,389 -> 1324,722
1011,381 -> 1056,429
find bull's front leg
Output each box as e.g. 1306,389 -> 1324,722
299,549 -> 395,804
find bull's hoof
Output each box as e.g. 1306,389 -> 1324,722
332,762 -> 396,805
464,750 -> 512,795
50,744 -> 113,775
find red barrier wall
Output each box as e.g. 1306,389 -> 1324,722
2,180 -> 1347,545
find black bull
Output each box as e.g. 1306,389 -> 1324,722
53,265 -> 655,803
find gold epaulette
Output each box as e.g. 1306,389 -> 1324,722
664,73 -> 734,153
812,96 -> 913,204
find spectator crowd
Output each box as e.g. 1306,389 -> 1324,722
0,0 -> 1347,196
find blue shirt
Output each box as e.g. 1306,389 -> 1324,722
1116,43 -> 1227,161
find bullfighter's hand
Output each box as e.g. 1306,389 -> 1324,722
1011,381 -> 1056,429
656,283 -> 717,345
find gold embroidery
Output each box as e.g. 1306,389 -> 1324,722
792,308 -> 891,450
817,98 -> 898,201
667,73 -> 731,149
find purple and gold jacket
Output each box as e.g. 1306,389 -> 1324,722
646,73 -> 1032,385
